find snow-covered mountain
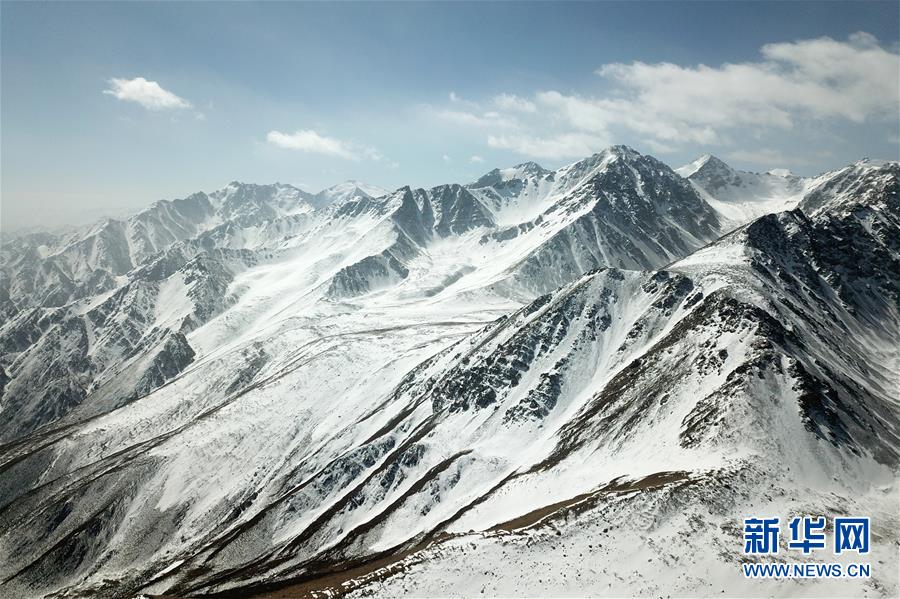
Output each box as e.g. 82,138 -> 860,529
0,180 -> 388,320
1,147 -> 726,444
677,153 -> 898,232
0,148 -> 897,598
311,180 -> 390,209
677,154 -> 809,224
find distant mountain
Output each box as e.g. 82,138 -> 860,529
478,146 -> 723,295
0,148 -> 897,599
469,160 -> 552,192
311,180 -> 390,209
677,154 -> 808,224
0,180 -> 389,318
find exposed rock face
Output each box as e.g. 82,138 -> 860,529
430,184 -> 495,237
327,252 -> 411,298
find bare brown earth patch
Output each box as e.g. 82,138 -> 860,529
209,470 -> 693,598
489,469 -> 691,532
246,541 -> 433,599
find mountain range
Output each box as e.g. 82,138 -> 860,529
0,146 -> 897,598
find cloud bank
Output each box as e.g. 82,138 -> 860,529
431,33 -> 899,160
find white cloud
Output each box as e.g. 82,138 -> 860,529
103,77 -> 191,110
535,90 -> 720,145
492,93 -> 537,113
443,154 -> 452,163
448,90 -> 482,109
434,109 -> 518,129
469,155 -> 485,163
267,129 -> 382,161
488,132 -> 610,160
360,147 -> 387,162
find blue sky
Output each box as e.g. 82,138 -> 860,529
2,1 -> 898,230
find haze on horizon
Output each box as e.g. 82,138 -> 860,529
1,0 -> 898,232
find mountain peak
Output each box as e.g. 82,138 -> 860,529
557,145 -> 649,182
563,145 -> 649,174
471,161 -> 551,188
701,154 -> 731,169
312,180 -> 390,208
603,144 -> 642,159
675,154 -> 733,179
510,161 -> 549,175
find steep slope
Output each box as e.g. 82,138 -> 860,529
0,248 -> 258,442
467,161 -> 555,222
323,183 -> 495,298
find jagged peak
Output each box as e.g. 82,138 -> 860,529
213,181 -> 309,201
319,179 -> 387,194
430,182 -> 469,194
223,180 -> 260,190
566,145 -> 642,170
509,161 -> 550,176
557,145 -> 658,183
469,168 -> 502,189
471,161 -> 551,189
313,180 -> 390,209
602,144 -> 643,159
87,216 -> 126,235
675,154 -> 733,179
697,154 -> 728,167
576,145 -> 646,166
